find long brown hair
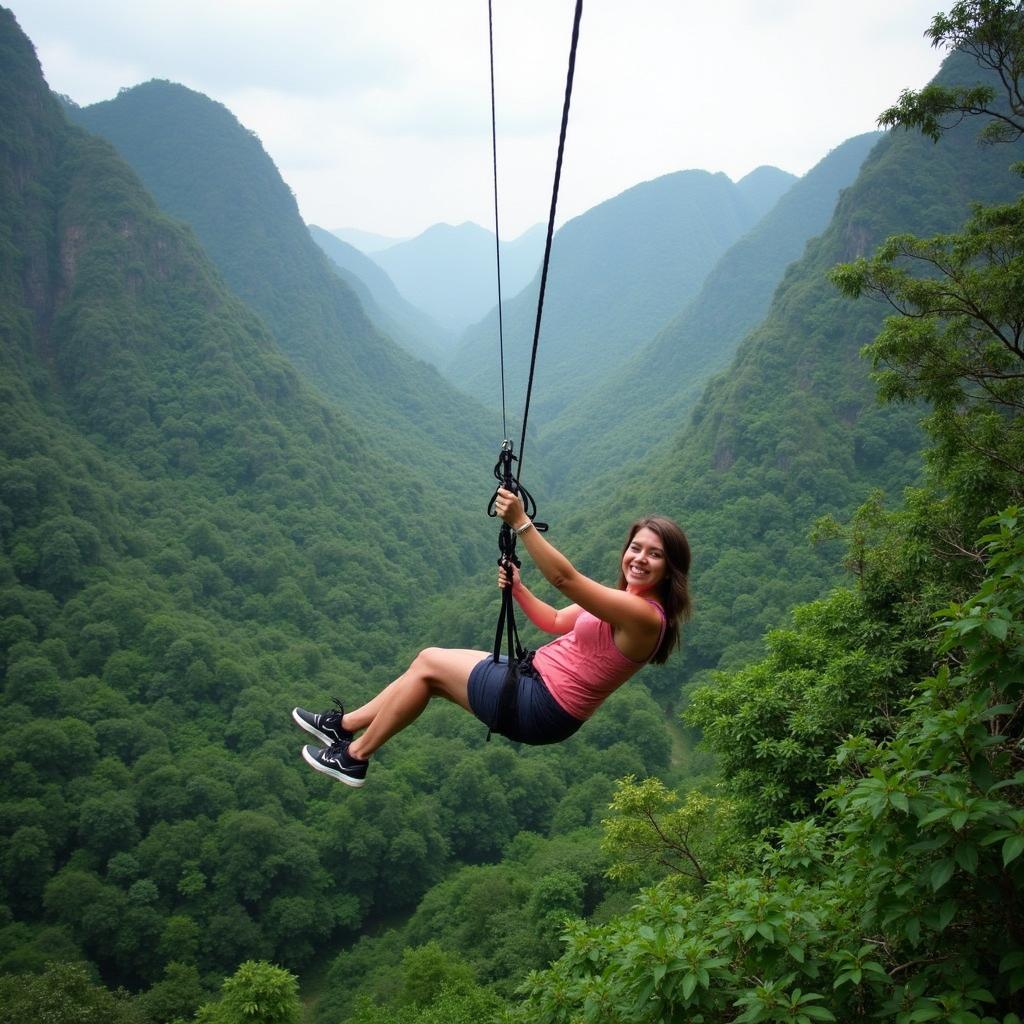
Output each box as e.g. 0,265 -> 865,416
616,516 -> 691,665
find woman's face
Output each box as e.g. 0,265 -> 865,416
621,527 -> 667,593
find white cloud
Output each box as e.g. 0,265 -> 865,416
11,0 -> 947,238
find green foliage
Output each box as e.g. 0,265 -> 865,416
879,0 -> 1024,143
196,960 -> 301,1024
0,961 -> 146,1024
601,776 -> 745,887
685,585 -> 920,830
831,187 -> 1024,516
514,510 -> 1024,1024
344,983 -> 506,1024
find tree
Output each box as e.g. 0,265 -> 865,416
601,776 -> 743,887
879,0 -> 1024,143
833,0 -> 1024,523
137,961 -> 207,1024
0,961 -> 145,1024
830,193 -> 1024,506
195,960 -> 301,1024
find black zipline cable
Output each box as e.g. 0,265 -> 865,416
485,0 -> 582,526
516,0 -> 583,480
483,0 -> 584,740
486,0 -> 508,441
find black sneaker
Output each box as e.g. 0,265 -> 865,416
302,741 -> 368,788
292,699 -> 353,746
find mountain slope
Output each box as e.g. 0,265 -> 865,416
544,51 -> 1024,687
0,5 -> 508,992
448,169 -> 776,429
369,220 -> 545,332
308,223 -> 452,364
68,81 -> 496,492
541,132 -> 882,487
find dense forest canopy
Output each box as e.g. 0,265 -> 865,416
1,1 -> 1023,1022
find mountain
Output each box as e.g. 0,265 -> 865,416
552,50 -> 1024,684
448,169 -> 785,431
307,223 -> 453,364
0,4 -> 511,983
539,132 -> 882,487
67,81 -> 497,495
735,164 -> 799,217
332,226 -> 408,252
369,220 -> 545,332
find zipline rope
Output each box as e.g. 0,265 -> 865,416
516,0 -> 583,480
487,0 -> 508,441
486,0 -> 583,492
484,0 -> 584,731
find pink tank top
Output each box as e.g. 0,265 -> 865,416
533,601 -> 666,720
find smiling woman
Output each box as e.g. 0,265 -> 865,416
292,486 -> 691,788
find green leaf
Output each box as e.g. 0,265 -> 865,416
937,899 -> 957,931
803,1008 -> 836,1021
954,842 -> 978,874
983,617 -> 1009,640
999,952 -> 1024,972
930,858 -> 955,891
1003,835 -> 1024,866
682,973 -> 698,1000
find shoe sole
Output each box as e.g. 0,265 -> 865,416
301,744 -> 366,788
292,707 -> 350,746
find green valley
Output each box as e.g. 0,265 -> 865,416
1,2 -> 1022,1023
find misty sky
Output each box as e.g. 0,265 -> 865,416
11,1 -> 948,241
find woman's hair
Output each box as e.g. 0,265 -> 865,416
616,516 -> 691,665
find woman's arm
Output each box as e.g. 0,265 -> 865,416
494,488 -> 662,645
499,562 -> 581,635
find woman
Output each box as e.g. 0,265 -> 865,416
293,487 -> 690,787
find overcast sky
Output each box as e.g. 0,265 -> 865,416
11,1 -> 948,241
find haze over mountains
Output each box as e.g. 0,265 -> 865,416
447,166 -> 796,427
366,220 -> 546,333
307,224 -> 452,365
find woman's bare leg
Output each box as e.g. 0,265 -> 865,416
346,648 -> 485,760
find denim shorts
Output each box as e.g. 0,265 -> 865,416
468,655 -> 584,745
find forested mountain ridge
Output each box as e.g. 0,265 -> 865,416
448,168 -> 790,429
540,131 -> 881,487
307,223 -> 452,366
67,80 -> 496,500
553,49 -> 1024,686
